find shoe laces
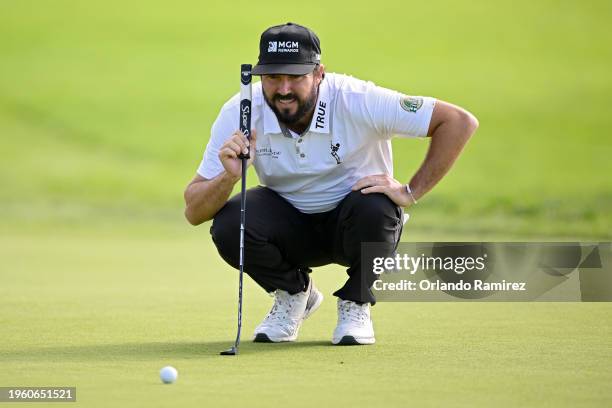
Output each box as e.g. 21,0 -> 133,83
264,290 -> 299,323
338,300 -> 370,324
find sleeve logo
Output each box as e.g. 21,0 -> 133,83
400,96 -> 424,113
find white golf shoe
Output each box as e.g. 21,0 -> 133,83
253,278 -> 323,343
332,299 -> 375,345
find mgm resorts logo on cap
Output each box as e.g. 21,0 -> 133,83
252,22 -> 322,76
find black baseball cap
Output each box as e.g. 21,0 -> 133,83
252,22 -> 321,76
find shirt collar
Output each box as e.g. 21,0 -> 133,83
262,76 -> 331,136
308,77 -> 330,134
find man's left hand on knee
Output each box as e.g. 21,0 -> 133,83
351,174 -> 415,208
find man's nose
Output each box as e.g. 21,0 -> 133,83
277,77 -> 292,95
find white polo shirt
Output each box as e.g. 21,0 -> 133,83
197,73 -> 436,213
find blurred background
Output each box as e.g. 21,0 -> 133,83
1,0 -> 610,239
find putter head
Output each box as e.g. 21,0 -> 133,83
220,346 -> 238,356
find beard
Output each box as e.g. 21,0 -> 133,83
264,83 -> 318,127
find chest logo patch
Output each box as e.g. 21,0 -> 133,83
256,147 -> 281,159
330,142 -> 342,164
400,96 -> 424,113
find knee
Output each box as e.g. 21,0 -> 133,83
210,201 -> 240,261
341,192 -> 403,246
344,191 -> 400,222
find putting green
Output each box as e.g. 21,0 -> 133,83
1,228 -> 610,407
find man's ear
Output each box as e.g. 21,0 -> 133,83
316,64 -> 326,82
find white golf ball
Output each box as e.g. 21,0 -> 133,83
159,366 -> 178,384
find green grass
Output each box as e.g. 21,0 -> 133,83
1,229 -> 611,407
0,0 -> 610,238
1,0 -> 611,406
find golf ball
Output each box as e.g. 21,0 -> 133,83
159,366 -> 178,384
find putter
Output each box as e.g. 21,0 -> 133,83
220,64 -> 252,356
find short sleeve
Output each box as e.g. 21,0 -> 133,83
197,103 -> 237,179
364,82 -> 436,138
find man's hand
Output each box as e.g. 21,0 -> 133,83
219,129 -> 257,179
184,129 -> 258,226
352,174 -> 415,208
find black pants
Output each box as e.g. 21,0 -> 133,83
210,186 -> 403,304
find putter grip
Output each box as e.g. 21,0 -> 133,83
239,64 -> 252,159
